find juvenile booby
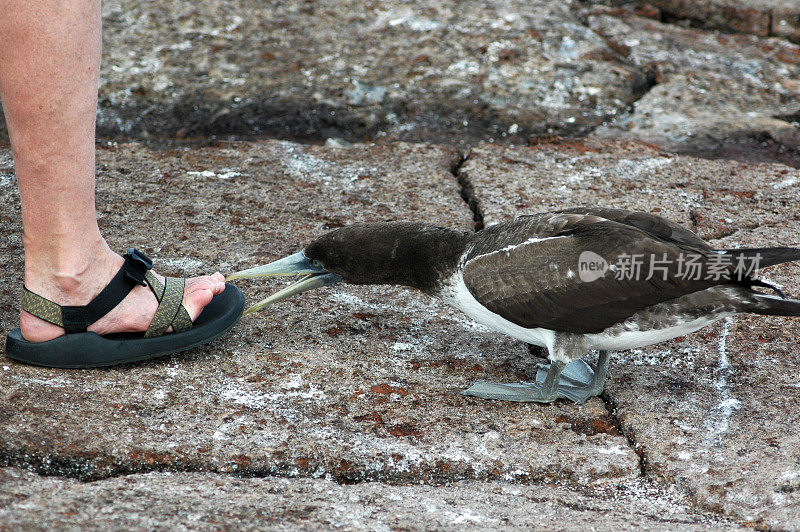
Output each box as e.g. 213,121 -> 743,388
228,207 -> 800,404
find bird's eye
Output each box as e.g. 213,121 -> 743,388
312,259 -> 324,269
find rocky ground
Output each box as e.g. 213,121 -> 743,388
1,0 -> 799,530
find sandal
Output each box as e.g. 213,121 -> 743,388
4,249 -> 245,368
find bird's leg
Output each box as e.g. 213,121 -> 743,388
536,350 -> 610,404
537,359 -> 568,401
461,360 -> 567,403
591,350 -> 610,395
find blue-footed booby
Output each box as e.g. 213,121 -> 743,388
227,207 -> 800,404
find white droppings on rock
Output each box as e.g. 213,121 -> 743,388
187,169 -> 241,179
168,40 -> 192,51
702,317 -> 741,450
324,137 -> 354,149
391,342 -> 415,352
279,142 -> 332,183
345,80 -> 388,106
597,445 -> 629,456
451,509 -> 485,524
214,378 -> 326,411
448,59 -> 481,75
219,386 -> 271,410
216,170 -> 242,179
14,376 -> 71,388
773,176 -> 799,189
613,156 -> 675,179
780,470 -> 800,482
157,257 -> 205,272
164,364 -> 181,379
284,374 -> 303,389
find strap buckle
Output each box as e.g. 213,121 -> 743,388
122,248 -> 153,286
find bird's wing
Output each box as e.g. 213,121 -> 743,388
554,207 -> 712,250
463,217 -> 729,334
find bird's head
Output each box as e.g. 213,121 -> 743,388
227,222 -> 469,314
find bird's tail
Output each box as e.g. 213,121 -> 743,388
718,246 -> 800,316
748,294 -> 800,317
723,247 -> 800,268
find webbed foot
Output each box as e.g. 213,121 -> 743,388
462,351 -> 610,405
535,350 -> 610,404
461,380 -> 560,403
462,360 -> 566,403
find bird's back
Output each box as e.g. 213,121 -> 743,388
460,209 -> 783,334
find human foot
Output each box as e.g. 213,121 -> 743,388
20,247 -> 226,343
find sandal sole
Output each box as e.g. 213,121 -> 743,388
4,283 -> 245,368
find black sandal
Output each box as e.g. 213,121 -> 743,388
4,249 -> 245,368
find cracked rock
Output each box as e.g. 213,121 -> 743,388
582,7 -> 800,166
0,467 -> 739,530
0,140 -> 639,488
636,0 -> 800,43
461,139 -> 800,528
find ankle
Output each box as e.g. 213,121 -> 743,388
23,235 -> 122,304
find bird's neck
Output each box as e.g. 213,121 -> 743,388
357,224 -> 471,293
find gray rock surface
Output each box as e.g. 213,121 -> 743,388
582,5 -> 800,165
2,141 -> 640,510
2,0 -> 800,528
0,467 -> 739,530
461,138 -> 800,528
623,0 -> 800,42
89,0 -> 649,145
3,137 -> 798,528
0,0 -> 648,146
3,0 -> 800,164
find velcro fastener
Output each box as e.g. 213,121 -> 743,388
61,306 -> 92,334
79,252 -> 154,327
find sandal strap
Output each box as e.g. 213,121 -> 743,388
21,287 -> 64,327
143,271 -> 193,337
22,248 -> 157,334
63,249 -> 153,333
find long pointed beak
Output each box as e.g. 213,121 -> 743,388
227,251 -> 323,280
243,272 -> 341,315
226,251 -> 342,314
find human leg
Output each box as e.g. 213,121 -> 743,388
0,0 -> 225,343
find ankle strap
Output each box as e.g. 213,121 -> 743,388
22,249 -> 154,334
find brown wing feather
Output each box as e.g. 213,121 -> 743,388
555,207 -> 712,250
463,215 -> 727,334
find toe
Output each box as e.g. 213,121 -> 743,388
183,275 -> 223,320
212,272 -> 226,294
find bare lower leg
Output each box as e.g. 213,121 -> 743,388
0,0 -> 224,342
0,0 -> 107,289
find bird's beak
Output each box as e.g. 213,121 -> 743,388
226,251 -> 342,314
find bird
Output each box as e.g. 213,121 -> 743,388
227,207 -> 800,404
